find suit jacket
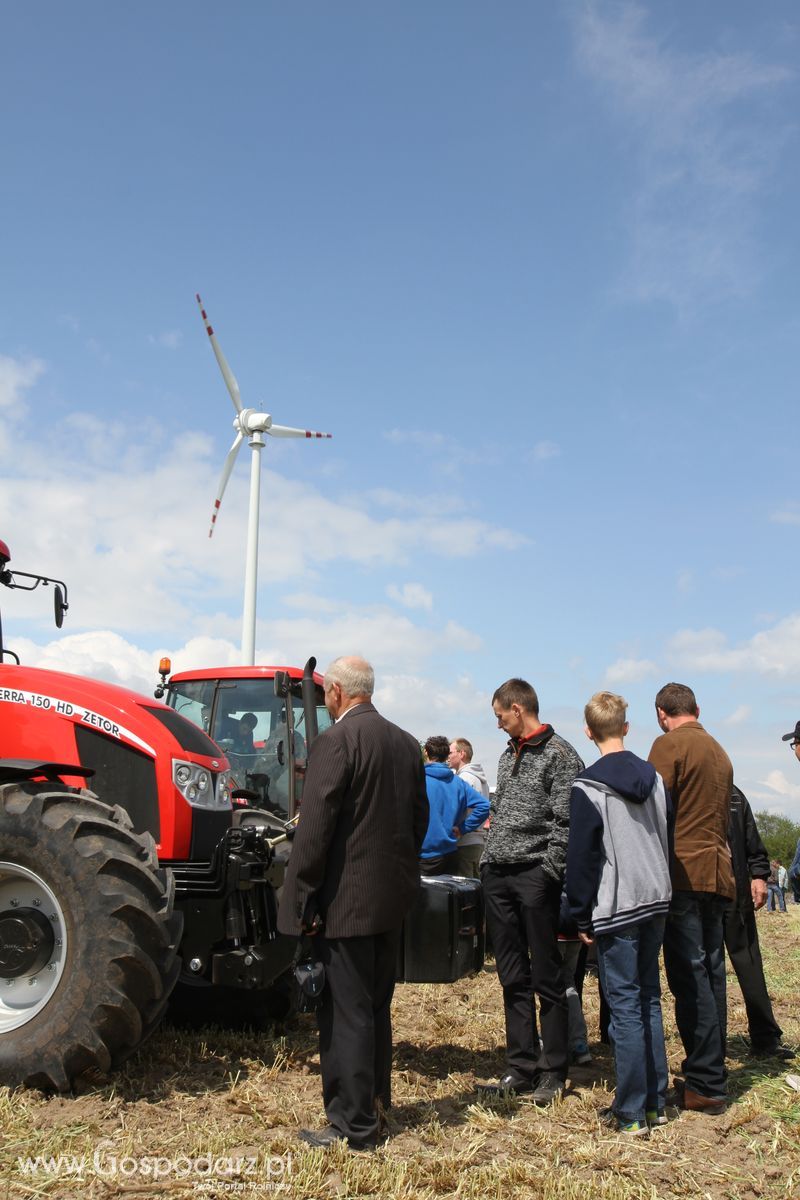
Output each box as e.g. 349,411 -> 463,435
277,702 -> 429,938
648,720 -> 735,900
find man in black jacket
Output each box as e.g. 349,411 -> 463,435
278,656 -> 429,1150
722,785 -> 793,1060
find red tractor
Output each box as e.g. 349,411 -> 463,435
0,542 -> 483,1093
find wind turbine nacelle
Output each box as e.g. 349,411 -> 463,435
238,409 -> 272,435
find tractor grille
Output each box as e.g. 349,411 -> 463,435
74,725 -> 160,839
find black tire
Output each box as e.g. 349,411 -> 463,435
0,783 -> 182,1091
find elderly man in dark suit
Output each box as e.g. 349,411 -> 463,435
278,655 -> 428,1151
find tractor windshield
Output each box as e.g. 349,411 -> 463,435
166,676 -> 331,819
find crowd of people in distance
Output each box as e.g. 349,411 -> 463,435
276,657 -> 797,1151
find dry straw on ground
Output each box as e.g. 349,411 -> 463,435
1,907 -> 798,1199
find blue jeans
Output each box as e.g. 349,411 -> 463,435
663,891 -> 727,1099
596,918 -> 668,1124
766,883 -> 786,912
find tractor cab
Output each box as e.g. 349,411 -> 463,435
158,658 -> 331,820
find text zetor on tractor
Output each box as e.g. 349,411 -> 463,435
0,542 -> 484,1092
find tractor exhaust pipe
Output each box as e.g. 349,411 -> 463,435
301,657 -> 319,749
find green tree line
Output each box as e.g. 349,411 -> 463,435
754,811 -> 800,868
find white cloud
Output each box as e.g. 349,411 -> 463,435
149,330 -> 182,350
676,569 -> 694,595
573,3 -> 791,311
0,398 -> 523,642
0,354 -> 46,408
668,614 -> 800,676
386,582 -> 433,611
10,631 -> 172,692
365,488 -> 467,517
605,656 -> 658,684
532,440 -> 561,462
383,429 -> 445,449
770,505 -> 800,526
723,704 -> 751,726
281,593 -> 340,614
12,630 -> 496,767
758,769 -> 800,804
376,672 -> 498,772
248,606 -> 482,674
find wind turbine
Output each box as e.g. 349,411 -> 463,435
197,294 -> 332,665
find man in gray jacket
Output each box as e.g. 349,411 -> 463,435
478,678 -> 583,1105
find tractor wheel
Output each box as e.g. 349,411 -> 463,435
0,783 -> 182,1091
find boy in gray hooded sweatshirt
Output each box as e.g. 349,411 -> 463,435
566,692 -> 673,1137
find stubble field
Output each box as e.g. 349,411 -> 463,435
1,907 -> 798,1200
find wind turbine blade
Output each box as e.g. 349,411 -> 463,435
267,424 -> 333,439
196,293 -> 243,414
209,431 -> 245,537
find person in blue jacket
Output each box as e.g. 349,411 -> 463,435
420,735 -> 490,875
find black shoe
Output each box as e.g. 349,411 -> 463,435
531,1072 -> 565,1105
476,1070 -> 536,1097
298,1125 -> 380,1152
750,1042 -> 795,1061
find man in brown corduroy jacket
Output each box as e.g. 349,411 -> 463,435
648,682 -> 735,1115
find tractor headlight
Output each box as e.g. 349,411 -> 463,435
173,761 -> 232,810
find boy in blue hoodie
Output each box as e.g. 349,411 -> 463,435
420,736 -> 490,875
566,692 -> 673,1137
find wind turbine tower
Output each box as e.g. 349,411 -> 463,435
197,294 -> 332,665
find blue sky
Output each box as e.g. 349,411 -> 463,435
2,2 -> 800,820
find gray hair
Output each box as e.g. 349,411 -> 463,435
324,656 -> 375,699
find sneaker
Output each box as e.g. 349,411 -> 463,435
646,1109 -> 668,1126
531,1072 -> 564,1105
572,1041 -> 593,1065
599,1107 -> 649,1137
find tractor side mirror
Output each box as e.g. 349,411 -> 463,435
273,671 -> 290,698
54,584 -> 68,629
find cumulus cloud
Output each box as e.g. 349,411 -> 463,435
668,615 -> 800,676
605,656 -> 658,684
0,354 -> 46,408
532,441 -> 561,463
365,489 -> 467,517
148,330 -> 182,350
573,2 -> 791,311
13,629 -> 495,765
9,597 -> 484,694
383,429 -> 446,449
770,505 -> 800,526
248,606 -> 482,673
0,394 -> 523,642
386,582 -> 434,611
723,704 -> 751,725
758,769 -> 800,804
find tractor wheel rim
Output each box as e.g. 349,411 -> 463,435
0,863 -> 67,1033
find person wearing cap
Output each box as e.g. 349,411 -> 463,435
782,721 -> 800,904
